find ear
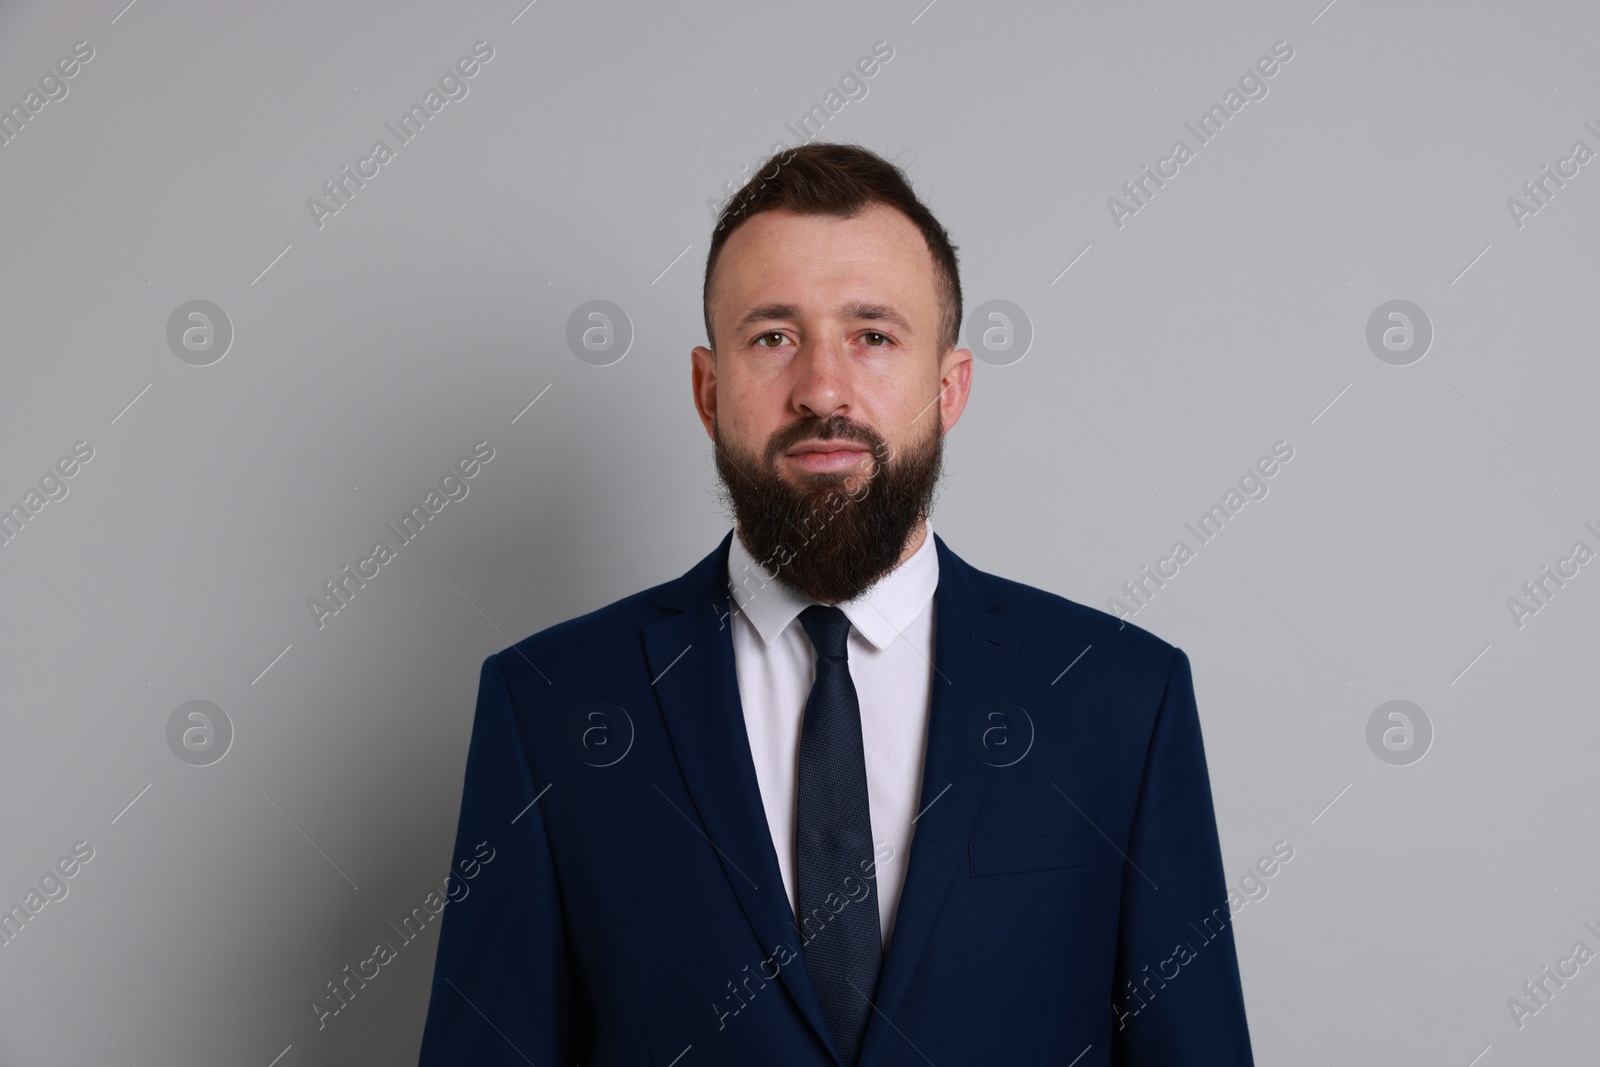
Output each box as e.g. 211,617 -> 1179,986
691,344 -> 718,439
936,346 -> 974,435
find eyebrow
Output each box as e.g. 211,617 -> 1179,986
732,301 -> 915,336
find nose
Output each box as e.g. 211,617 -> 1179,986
789,336 -> 853,420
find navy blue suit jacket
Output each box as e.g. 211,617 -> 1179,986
417,530 -> 1254,1065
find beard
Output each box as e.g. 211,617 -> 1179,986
712,409 -> 944,604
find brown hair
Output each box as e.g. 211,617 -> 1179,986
702,142 -> 962,356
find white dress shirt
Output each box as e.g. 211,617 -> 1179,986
725,520 -> 939,949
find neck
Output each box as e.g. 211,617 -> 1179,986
897,518 -> 929,568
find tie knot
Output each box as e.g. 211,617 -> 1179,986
799,604 -> 852,660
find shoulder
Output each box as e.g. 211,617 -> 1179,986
486,576 -> 677,683
479,533 -> 732,690
960,554 -> 1179,678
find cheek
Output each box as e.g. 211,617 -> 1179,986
723,354 -> 790,408
859,373 -> 935,436
717,403 -> 780,459
723,366 -> 800,427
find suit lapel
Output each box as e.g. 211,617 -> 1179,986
857,533 -> 1021,1063
643,530 -> 842,1064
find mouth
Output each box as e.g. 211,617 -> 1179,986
784,440 -> 872,473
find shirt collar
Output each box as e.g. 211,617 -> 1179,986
726,521 -> 939,652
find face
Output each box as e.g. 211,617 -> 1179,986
692,205 -> 972,604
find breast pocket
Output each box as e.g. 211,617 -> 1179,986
968,828 -> 1104,877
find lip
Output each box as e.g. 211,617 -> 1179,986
784,441 -> 871,474
786,442 -> 869,456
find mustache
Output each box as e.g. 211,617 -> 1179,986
765,416 -> 887,465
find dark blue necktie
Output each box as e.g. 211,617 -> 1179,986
796,604 -> 882,1067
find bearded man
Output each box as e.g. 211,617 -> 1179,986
418,142 -> 1255,1067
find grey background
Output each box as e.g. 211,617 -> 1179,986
2,0 -> 1596,1063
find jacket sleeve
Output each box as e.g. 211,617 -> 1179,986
1110,646 -> 1254,1065
417,652 -> 579,1065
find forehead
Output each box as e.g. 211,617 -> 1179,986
711,206 -> 939,319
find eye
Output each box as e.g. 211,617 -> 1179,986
860,331 -> 892,347
753,331 -> 788,348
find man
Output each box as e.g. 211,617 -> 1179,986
417,143 -> 1255,1065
